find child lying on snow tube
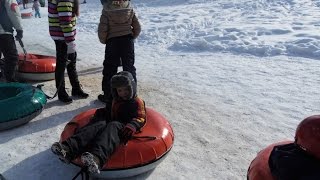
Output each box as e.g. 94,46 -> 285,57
51,71 -> 146,174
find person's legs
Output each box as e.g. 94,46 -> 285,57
54,40 -> 72,103
99,38 -> 120,102
52,121 -> 107,163
88,121 -> 124,166
120,35 -> 136,82
64,121 -> 107,157
23,0 -> 28,8
67,52 -> 88,98
38,10 -> 41,18
35,10 -> 40,18
0,34 -> 18,82
80,121 -> 123,173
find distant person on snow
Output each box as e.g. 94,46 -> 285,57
0,0 -> 23,82
48,0 -> 88,103
51,71 -> 146,174
97,0 -> 141,104
32,0 -> 40,18
22,0 -> 27,9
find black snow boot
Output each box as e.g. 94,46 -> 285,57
72,85 -> 89,98
67,52 -> 88,99
58,89 -> 73,103
98,93 -> 112,104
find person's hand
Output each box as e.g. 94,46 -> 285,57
119,123 -> 136,144
67,41 -> 76,54
15,30 -> 23,40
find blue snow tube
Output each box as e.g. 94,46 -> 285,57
0,82 -> 47,131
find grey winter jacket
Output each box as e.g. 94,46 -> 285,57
0,0 -> 23,35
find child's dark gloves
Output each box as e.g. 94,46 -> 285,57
120,123 -> 136,144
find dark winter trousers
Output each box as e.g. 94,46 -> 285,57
0,34 -> 18,82
102,34 -> 136,96
64,121 -> 124,166
54,40 -> 80,92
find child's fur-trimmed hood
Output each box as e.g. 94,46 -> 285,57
111,71 -> 136,100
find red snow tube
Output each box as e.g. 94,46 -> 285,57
21,11 -> 32,19
247,141 -> 293,180
17,53 -> 56,81
60,108 -> 174,179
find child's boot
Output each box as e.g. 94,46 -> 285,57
51,142 -> 72,164
81,152 -> 100,174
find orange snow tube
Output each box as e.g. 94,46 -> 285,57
247,141 -> 293,180
20,9 -> 33,19
17,54 -> 56,81
60,108 -> 174,179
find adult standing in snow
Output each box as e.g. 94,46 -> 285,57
0,0 -> 23,82
97,0 -> 141,104
48,0 -> 88,103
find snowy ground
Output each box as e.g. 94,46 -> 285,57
1,0 -> 320,179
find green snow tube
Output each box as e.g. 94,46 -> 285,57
0,82 -> 47,131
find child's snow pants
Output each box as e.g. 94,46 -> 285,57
63,121 -> 125,166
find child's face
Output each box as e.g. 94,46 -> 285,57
116,86 -> 131,100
